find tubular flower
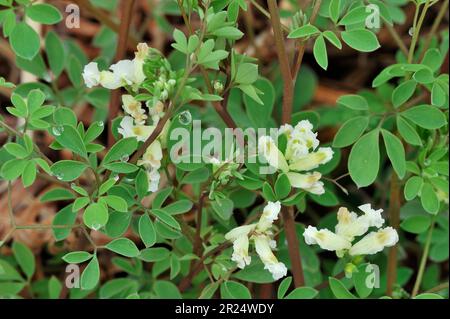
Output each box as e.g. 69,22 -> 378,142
225,201 -> 287,280
117,116 -> 154,142
303,204 -> 399,258
138,141 -> 163,170
258,121 -> 333,195
349,227 -> 399,256
82,42 -> 149,90
122,95 -> 148,125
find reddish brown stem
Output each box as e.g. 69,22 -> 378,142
107,0 -> 136,147
282,206 -> 305,287
267,0 -> 294,124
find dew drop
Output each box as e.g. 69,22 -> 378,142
121,155 -> 130,162
97,121 -> 104,127
408,27 -> 415,37
113,174 -> 120,182
56,173 -> 64,181
178,110 -> 192,125
52,125 -> 64,136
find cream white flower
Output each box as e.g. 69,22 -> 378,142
99,70 -> 122,90
259,121 -> 332,195
225,224 -> 256,242
303,226 -> 352,252
122,95 -> 148,125
225,201 -> 287,280
258,136 -> 289,172
133,43 -> 149,84
349,227 -> 399,256
289,147 -> 334,172
148,100 -> 165,125
335,207 -> 369,241
304,204 -> 399,258
256,201 -> 281,232
358,204 -> 385,228
118,116 -> 154,142
231,235 -> 251,269
110,60 -> 137,86
254,235 -> 287,280
137,141 -> 163,169
286,171 -> 325,195
83,62 -> 101,88
146,168 -> 161,192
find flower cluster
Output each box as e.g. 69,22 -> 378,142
82,43 -> 171,194
258,120 -> 333,195
225,201 -> 287,280
82,43 -> 149,91
303,204 -> 399,257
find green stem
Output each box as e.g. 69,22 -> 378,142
408,0 -> 432,64
412,217 -> 436,297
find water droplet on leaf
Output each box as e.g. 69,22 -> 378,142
178,111 -> 192,125
52,126 -> 64,136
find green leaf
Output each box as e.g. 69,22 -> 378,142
277,276 -> 292,299
9,22 -> 40,60
381,129 -> 406,179
139,247 -> 170,262
404,176 -> 423,201
103,162 -> 138,174
414,293 -> 444,299
235,63 -> 259,85
397,116 -> 422,146
212,26 -> 244,40
337,94 -> 368,110
45,31 -> 65,77
339,6 -> 369,25
62,251 -> 93,264
101,195 -> 128,213
401,105 -> 447,130
103,137 -> 138,164
275,173 -> 291,199
211,198 -> 234,220
392,80 -> 417,108
353,263 -> 374,298
421,183 -> 440,214
0,259 -> 23,281
313,35 -> 328,70
220,281 -> 251,299
83,203 -> 109,230
41,188 -> 75,202
152,209 -> 181,230
4,142 -> 29,158
54,125 -> 87,158
54,107 -> 77,127
329,277 -> 356,299
80,255 -> 100,290
323,30 -> 342,49
341,29 -> 380,52
244,77 -> 275,128
152,187 -> 174,209
67,56 -> 83,87
21,161 -> 37,187
106,238 -> 140,258
12,242 -> 35,279
135,169 -> 149,200
333,116 -> 369,148
164,200 -> 193,215
401,215 -> 431,234
48,276 -> 62,299
284,287 -> 318,299
1,159 -> 28,180
26,3 -> 62,25
50,160 -> 88,182
288,24 -> 320,38
349,130 -> 380,187
139,214 -> 156,247
329,0 -> 341,23
53,204 -> 77,241
154,281 -> 182,299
